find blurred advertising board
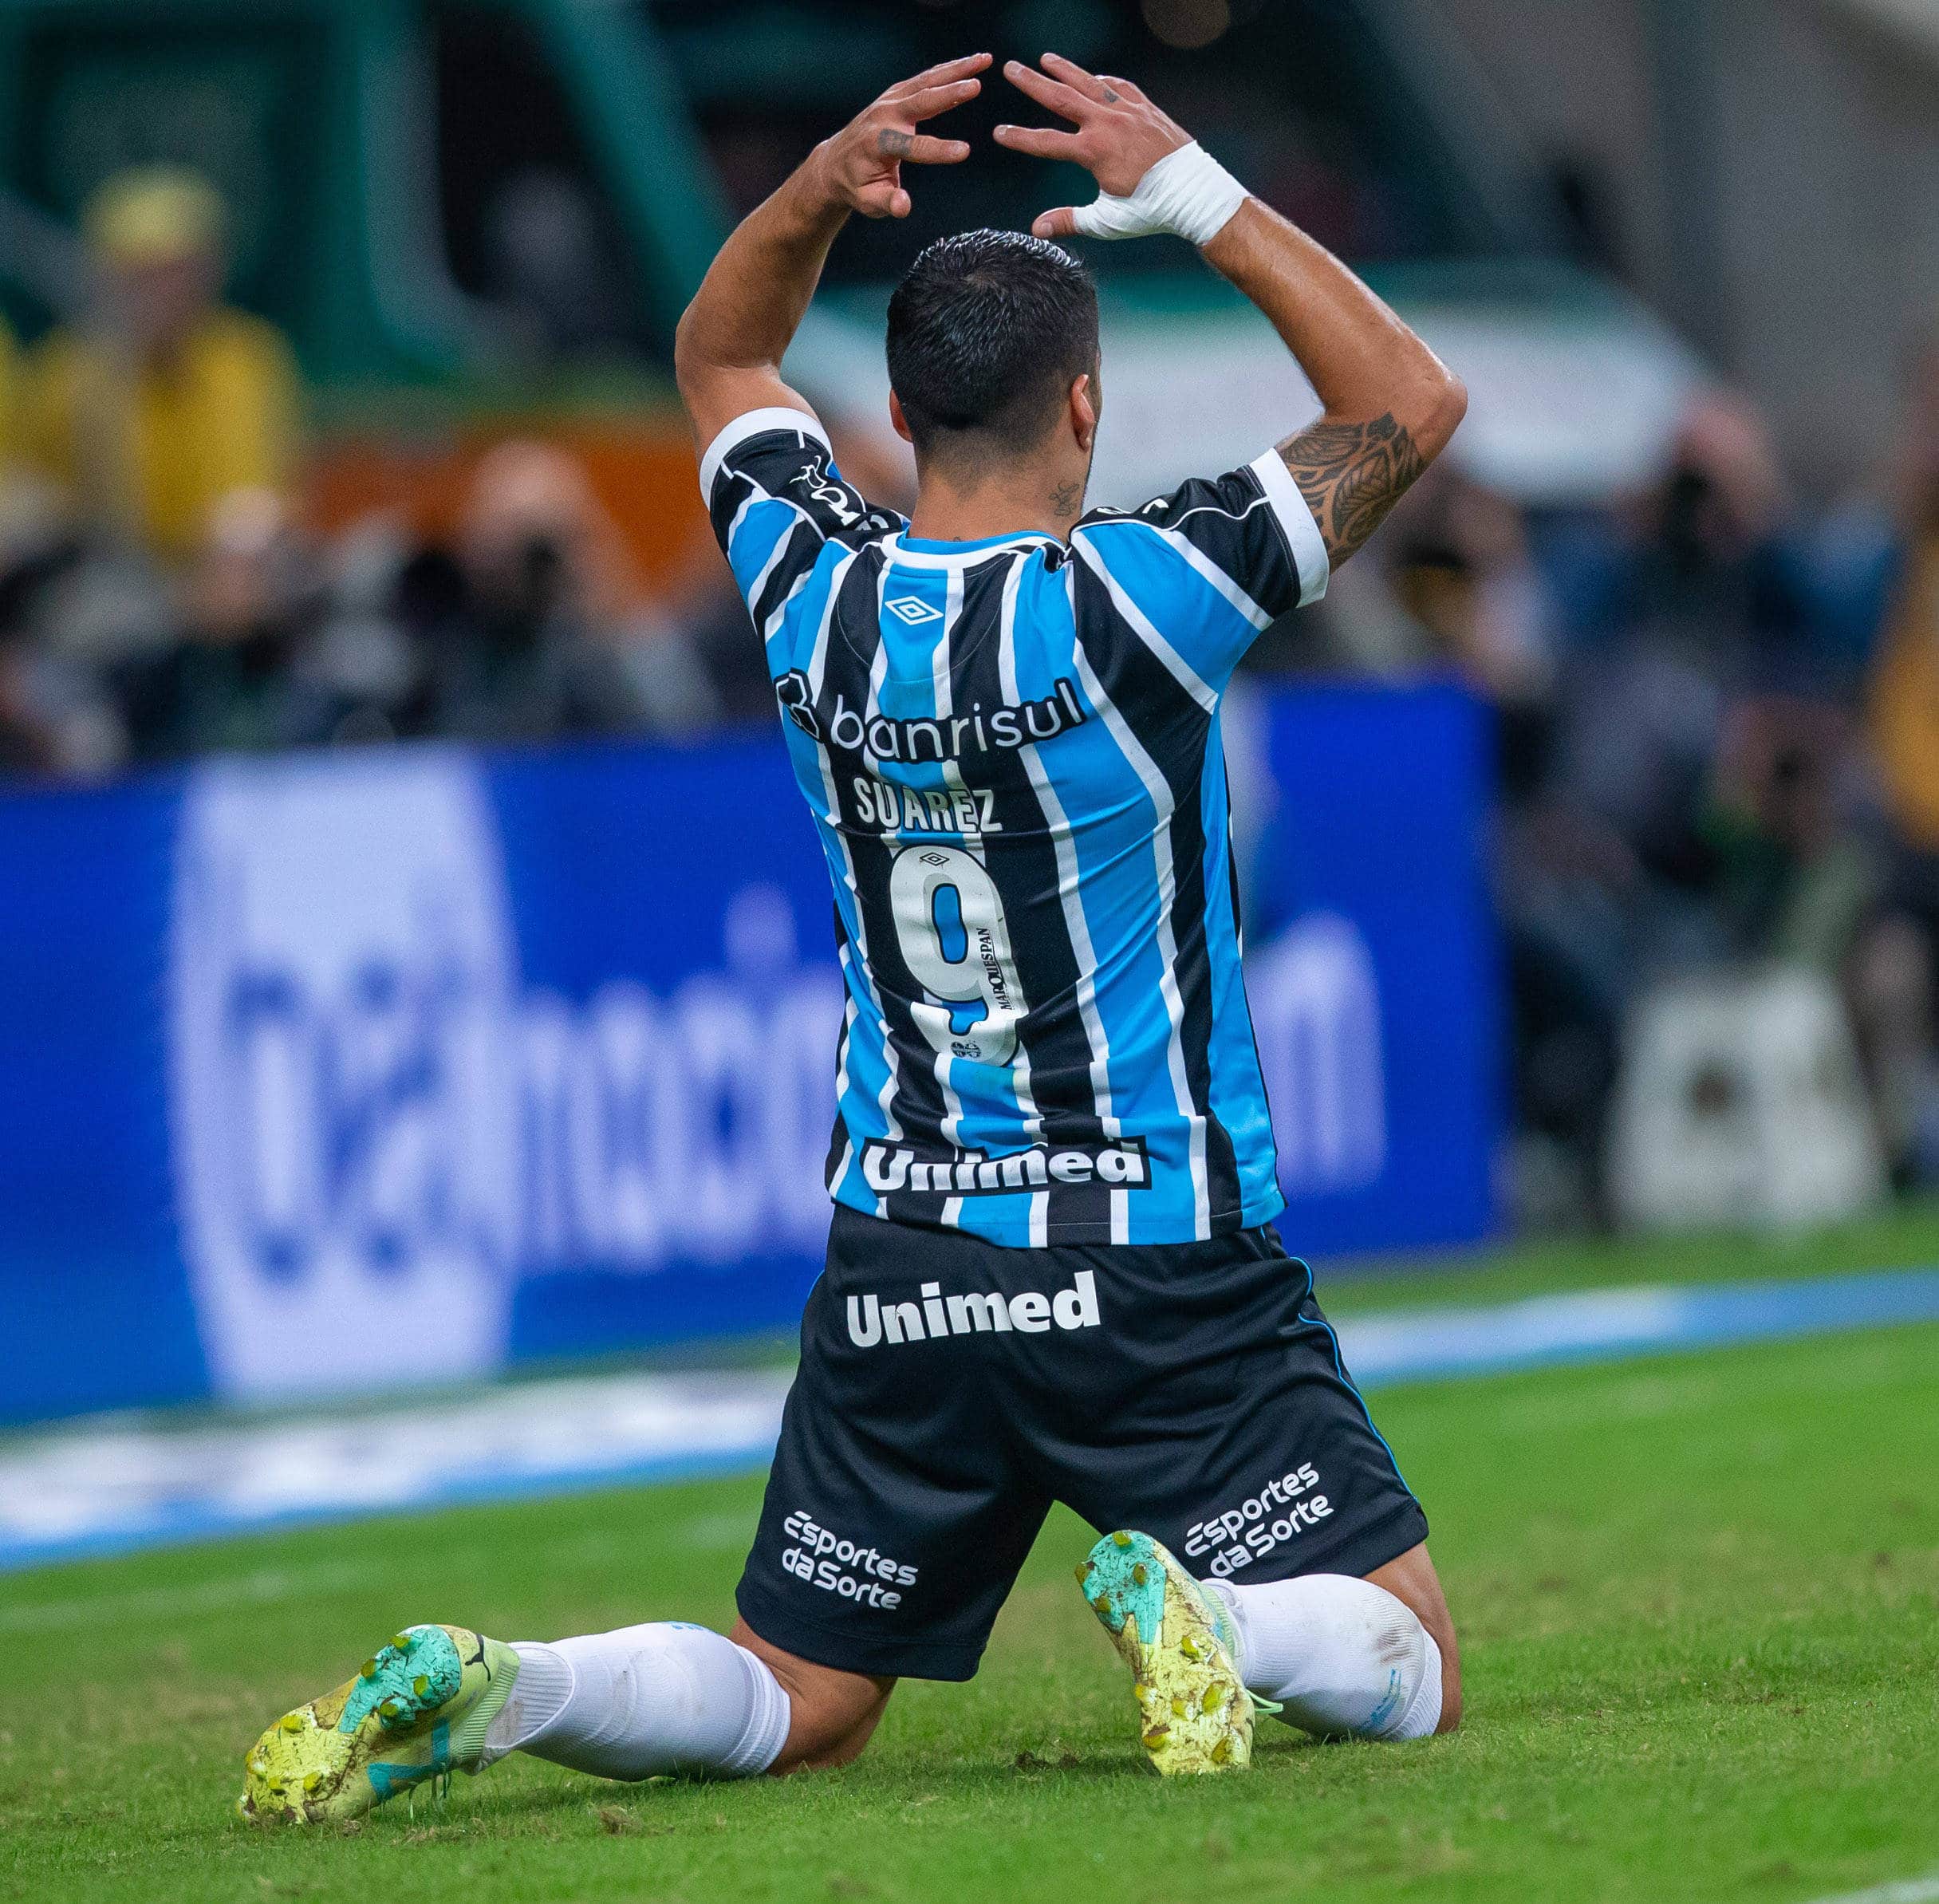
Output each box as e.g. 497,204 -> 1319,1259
0,686 -> 1498,1422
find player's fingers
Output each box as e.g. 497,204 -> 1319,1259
1031,206 -> 1081,238
899,133 -> 972,166
899,77 -> 983,121
1098,73 -> 1145,103
852,179 -> 903,220
885,52 -> 991,100
1038,52 -> 1115,104
1003,58 -> 1093,123
992,122 -> 1086,160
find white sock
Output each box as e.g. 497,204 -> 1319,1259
1210,1574 -> 1444,1740
479,1622 -> 792,1780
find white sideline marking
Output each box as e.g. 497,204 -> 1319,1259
1804,1878 -> 1939,1904
0,1370 -> 791,1573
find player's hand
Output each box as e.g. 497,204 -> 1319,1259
994,54 -> 1191,236
812,53 -> 991,221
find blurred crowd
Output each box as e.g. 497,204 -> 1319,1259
0,166 -> 731,778
1322,340 -> 1939,1216
4,167 -> 1939,1220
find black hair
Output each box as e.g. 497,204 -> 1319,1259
885,229 -> 1099,464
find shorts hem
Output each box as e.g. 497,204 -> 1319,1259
735,1583 -> 987,1683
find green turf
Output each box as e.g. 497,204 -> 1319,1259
1318,1195 -> 1939,1315
3,1317 -> 1936,1904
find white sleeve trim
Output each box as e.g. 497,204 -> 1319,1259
697,406 -> 832,504
1247,447 -> 1330,607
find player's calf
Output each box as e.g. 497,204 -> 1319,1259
1208,1563 -> 1456,1740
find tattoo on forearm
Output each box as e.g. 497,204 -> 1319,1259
1278,412 -> 1425,569
877,128 -> 913,159
1050,479 -> 1083,519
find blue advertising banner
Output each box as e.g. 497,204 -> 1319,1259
0,685 -> 1498,1423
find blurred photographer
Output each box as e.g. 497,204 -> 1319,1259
402,441 -> 713,744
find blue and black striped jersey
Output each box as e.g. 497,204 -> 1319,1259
703,405 -> 1329,1247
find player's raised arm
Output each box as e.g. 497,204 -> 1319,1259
995,54 -> 1465,570
673,53 -> 991,451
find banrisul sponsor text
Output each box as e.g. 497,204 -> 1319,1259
776,670 -> 1088,761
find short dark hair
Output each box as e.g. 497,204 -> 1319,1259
885,229 -> 1099,463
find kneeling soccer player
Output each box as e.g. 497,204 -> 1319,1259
241,50 -> 1467,1819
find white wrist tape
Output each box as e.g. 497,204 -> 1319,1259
1070,140 -> 1248,246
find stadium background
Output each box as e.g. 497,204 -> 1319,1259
0,4 -> 1936,1900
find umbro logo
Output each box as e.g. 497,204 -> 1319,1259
885,595 -> 943,626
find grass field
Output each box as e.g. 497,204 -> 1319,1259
3,1227 -> 1937,1903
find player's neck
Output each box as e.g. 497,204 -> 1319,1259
905,463 -> 1086,545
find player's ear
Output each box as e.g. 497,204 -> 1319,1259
888,389 -> 914,445
1069,373 -> 1097,454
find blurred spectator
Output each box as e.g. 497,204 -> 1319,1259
0,612 -> 60,775
17,168 -> 301,564
482,170 -> 639,361
400,441 -> 718,743
113,490 -> 343,761
1859,325 -> 1939,1177
1868,327 -> 1939,860
1389,468 -> 1557,793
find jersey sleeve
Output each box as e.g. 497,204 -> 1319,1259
1069,448 -> 1330,695
699,407 -> 902,635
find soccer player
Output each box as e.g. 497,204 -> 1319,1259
240,52 -> 1468,1819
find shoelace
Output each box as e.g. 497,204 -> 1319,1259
1199,1587 -> 1283,1717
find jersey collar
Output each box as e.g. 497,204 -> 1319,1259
881,530 -> 1066,568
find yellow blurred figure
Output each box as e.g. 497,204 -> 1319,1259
18,167 -> 301,562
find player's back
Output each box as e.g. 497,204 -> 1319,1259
705,408 -> 1330,1249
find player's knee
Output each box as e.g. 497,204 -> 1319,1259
1435,1647 -> 1463,1734
740,1639 -> 894,1773
771,1688 -> 889,1771
1423,1606 -> 1462,1734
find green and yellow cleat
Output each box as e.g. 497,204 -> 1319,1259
1079,1531 -> 1255,1776
238,1624 -> 519,1824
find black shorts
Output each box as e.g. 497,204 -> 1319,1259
735,1206 -> 1429,1681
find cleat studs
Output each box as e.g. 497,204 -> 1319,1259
1210,1736 -> 1232,1766
361,1659 -> 378,1680
279,1713 -> 304,1733
412,1675 -> 429,1697
1131,1563 -> 1149,1585
302,1772 -> 321,1792
391,1633 -> 413,1652
1204,1683 -> 1228,1712
1074,1562 -> 1093,1586
1170,1696 -> 1187,1718
1142,1728 -> 1170,1748
1112,1531 -> 1133,1549
1179,1634 -> 1200,1660
1091,1593 -> 1113,1614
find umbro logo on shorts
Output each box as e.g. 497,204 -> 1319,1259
846,1271 -> 1101,1348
